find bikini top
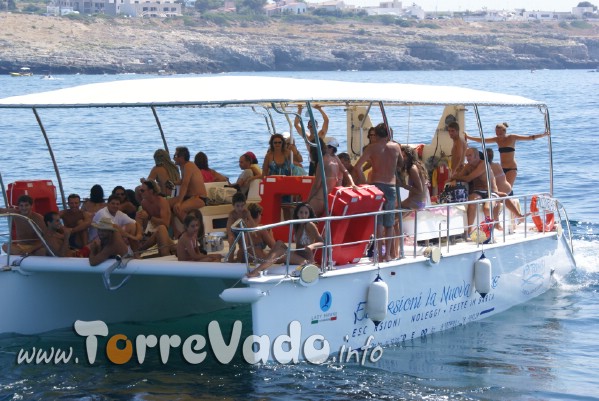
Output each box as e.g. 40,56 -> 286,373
498,147 -> 515,154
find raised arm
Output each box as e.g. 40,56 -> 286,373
314,105 -> 329,138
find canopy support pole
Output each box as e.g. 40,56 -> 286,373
33,108 -> 66,209
151,106 -> 169,154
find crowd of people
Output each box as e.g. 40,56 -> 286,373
0,105 -> 548,271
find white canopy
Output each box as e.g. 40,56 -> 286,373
0,76 -> 544,109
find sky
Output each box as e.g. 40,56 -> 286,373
308,1 -> 582,12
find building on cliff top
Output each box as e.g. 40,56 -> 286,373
46,0 -> 181,17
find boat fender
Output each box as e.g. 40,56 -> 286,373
423,247 -> 441,265
366,274 -> 388,326
219,288 -> 266,304
474,253 -> 492,298
298,263 -> 320,287
530,195 -> 555,232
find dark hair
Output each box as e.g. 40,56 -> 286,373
44,211 -> 59,225
125,189 -> 139,208
232,192 -> 246,205
269,133 -> 287,152
317,137 -> 326,157
67,193 -> 80,201
247,203 -> 263,219
185,209 -> 205,239
485,148 -> 494,162
338,152 -> 350,162
176,146 -> 190,162
17,194 -> 33,205
183,213 -> 199,229
293,202 -> 316,233
448,121 -> 460,131
107,194 -> 121,203
374,123 -> 389,138
89,184 -> 104,203
112,185 -> 126,195
194,151 -> 209,170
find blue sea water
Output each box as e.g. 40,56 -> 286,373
0,70 -> 598,400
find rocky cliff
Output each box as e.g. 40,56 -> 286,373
2,13 -> 599,74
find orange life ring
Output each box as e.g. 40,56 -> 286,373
530,195 -> 555,232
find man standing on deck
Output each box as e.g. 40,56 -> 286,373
0,195 -> 46,255
169,146 -> 208,226
136,180 -> 175,256
354,123 -> 403,262
448,121 -> 467,178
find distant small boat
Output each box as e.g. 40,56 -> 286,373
9,67 -> 33,77
41,74 -> 56,80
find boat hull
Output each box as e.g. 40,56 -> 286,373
0,257 -> 246,335
247,233 -> 573,362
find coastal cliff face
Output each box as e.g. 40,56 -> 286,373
1,13 -> 599,74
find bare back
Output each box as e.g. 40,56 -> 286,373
362,141 -> 401,185
180,161 -> 207,198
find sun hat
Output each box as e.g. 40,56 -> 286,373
92,217 -> 117,231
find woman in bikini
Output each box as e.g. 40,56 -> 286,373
398,145 -> 428,210
465,122 -> 550,187
247,203 -> 323,278
194,151 -> 228,183
177,213 -> 222,262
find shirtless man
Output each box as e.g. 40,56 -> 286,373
448,121 -> 467,178
0,195 -> 46,255
43,211 -> 74,257
88,218 -> 131,266
294,104 -> 329,176
452,148 -> 499,236
169,146 -> 208,223
60,193 -> 91,250
354,123 -> 403,261
338,152 -> 366,186
307,137 -> 356,216
136,180 -> 174,257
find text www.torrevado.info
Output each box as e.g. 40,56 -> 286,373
16,320 -> 383,365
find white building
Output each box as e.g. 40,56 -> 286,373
49,0 -> 181,17
265,1 -> 307,16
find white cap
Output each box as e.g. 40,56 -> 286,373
325,137 -> 339,149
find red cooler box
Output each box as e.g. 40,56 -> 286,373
7,180 -> 58,215
318,185 -> 384,265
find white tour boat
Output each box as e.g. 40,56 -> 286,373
0,76 -> 576,363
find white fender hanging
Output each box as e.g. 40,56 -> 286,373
219,288 -> 266,304
366,274 -> 388,326
474,253 -> 492,298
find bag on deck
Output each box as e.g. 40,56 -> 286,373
439,183 -> 468,204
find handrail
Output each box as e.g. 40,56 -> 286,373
0,212 -> 55,261
225,191 -> 556,271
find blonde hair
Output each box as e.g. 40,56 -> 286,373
496,122 -> 509,130
154,149 -> 180,182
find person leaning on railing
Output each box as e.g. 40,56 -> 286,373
0,194 -> 46,256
